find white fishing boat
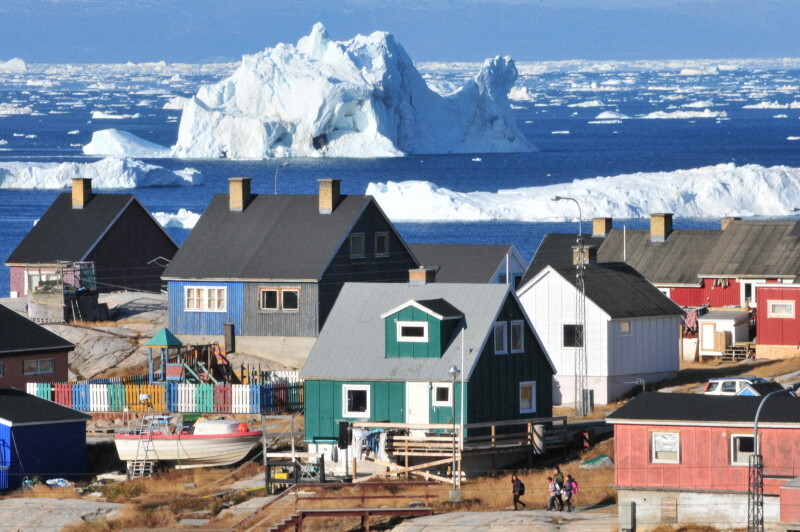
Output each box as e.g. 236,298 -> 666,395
114,416 -> 262,470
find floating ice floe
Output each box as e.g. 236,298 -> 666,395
151,208 -> 200,229
568,100 -> 604,108
683,100 -> 715,108
0,104 -> 33,115
641,109 -> 726,119
595,111 -> 629,120
743,101 -> 800,109
508,86 -> 536,102
172,23 -> 533,159
91,111 -> 141,120
83,129 -> 170,157
0,157 -> 201,189
366,163 -> 800,222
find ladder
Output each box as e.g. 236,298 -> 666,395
70,299 -> 81,322
128,415 -> 156,479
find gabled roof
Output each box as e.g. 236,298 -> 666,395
409,244 -> 522,283
543,263 -> 685,319
380,298 -> 464,320
301,283 -> 555,382
0,303 -> 75,356
162,194 -> 376,281
520,234 -> 606,287
6,193 -> 138,264
0,388 -> 91,426
597,229 -> 721,286
698,220 -> 800,279
607,392 -> 800,425
739,382 -> 786,396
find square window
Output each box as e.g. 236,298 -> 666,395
510,321 -> 524,353
519,381 -> 536,414
432,384 -> 453,407
350,233 -> 365,258
620,320 -> 631,335
343,385 -> 370,418
375,233 -> 389,257
261,289 -> 278,310
397,321 -> 429,342
494,322 -> 507,354
768,300 -> 795,319
731,435 -> 754,465
282,290 -> 299,310
651,432 -> 680,464
563,324 -> 584,348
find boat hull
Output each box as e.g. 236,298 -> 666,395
114,431 -> 262,468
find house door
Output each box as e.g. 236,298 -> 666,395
406,382 -> 430,427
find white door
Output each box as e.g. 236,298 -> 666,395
406,382 -> 430,427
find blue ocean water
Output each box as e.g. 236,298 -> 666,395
1,62 -> 799,296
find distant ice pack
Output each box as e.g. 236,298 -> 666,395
170,23 -> 533,159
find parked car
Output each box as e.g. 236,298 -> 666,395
703,376 -> 768,395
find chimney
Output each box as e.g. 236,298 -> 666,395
650,213 -> 673,243
572,245 -> 598,266
592,217 -> 613,238
318,178 -> 341,214
721,217 -> 741,230
71,178 -> 92,209
409,266 -> 437,285
229,177 -> 251,212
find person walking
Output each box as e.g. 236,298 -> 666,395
563,474 -> 578,511
511,473 -> 527,510
546,476 -> 562,511
553,466 -> 565,509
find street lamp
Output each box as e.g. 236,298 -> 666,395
748,387 -> 796,532
447,364 -> 461,502
274,162 -> 290,194
552,196 -> 583,237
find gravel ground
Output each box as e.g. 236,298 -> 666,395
392,507 -> 618,531
0,498 -> 122,531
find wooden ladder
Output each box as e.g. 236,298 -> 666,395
128,415 -> 156,479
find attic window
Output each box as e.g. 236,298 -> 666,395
563,324 -> 584,348
350,233 -> 365,258
510,321 -> 524,353
375,232 -> 389,257
397,321 -> 428,342
494,322 -> 507,354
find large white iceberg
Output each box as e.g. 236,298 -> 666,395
366,163 -> 800,222
83,129 -> 170,157
0,58 -> 26,73
0,157 -> 201,189
171,23 -> 532,159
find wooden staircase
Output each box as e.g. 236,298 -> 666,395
722,342 -> 755,362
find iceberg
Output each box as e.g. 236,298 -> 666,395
366,164 -> 800,222
171,23 -> 533,159
91,111 -> 141,120
0,157 -> 201,189
641,109 -> 727,119
0,58 -> 26,73
83,129 -> 170,157
152,208 -> 199,229
0,104 -> 33,115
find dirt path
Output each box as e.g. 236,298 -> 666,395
392,507 -> 618,531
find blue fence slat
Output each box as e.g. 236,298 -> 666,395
71,384 -> 90,411
166,382 -> 178,412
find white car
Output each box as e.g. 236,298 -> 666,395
703,376 -> 768,395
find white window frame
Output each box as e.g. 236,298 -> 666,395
768,300 -> 795,319
343,384 -> 370,418
620,320 -> 631,335
651,431 -> 680,464
494,322 -> 508,354
432,383 -> 453,407
375,232 -> 390,257
23,358 -> 55,375
519,381 -> 536,414
350,233 -> 366,258
185,286 -> 227,312
510,320 -> 524,353
730,434 -> 754,466
396,321 -> 429,342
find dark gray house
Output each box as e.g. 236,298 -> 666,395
409,243 -> 526,286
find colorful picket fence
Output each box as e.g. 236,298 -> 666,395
26,381 -> 304,415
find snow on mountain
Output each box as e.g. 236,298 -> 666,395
83,129 -> 170,157
366,164 -> 800,222
0,58 -> 26,73
152,208 -> 199,229
171,23 -> 533,159
0,157 -> 200,189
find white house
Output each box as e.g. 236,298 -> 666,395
516,252 -> 684,405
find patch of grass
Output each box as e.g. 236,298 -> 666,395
100,481 -> 143,501
11,484 -> 82,499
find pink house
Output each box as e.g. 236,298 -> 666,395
607,392 -> 800,530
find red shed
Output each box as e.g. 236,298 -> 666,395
755,284 -> 800,359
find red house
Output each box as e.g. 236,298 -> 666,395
608,392 -> 800,530
755,284 -> 800,359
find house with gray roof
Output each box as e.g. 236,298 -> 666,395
409,243 -> 526,286
300,281 -> 555,466
517,257 -> 684,405
161,178 -> 418,366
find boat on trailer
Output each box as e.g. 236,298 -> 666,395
115,416 -> 262,470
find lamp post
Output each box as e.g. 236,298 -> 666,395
748,387 -> 796,532
447,364 -> 461,502
274,162 -> 290,194
551,195 -> 588,416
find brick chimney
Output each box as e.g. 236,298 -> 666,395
409,266 -> 437,285
71,178 -> 92,209
229,177 -> 251,212
318,178 -> 341,214
592,217 -> 613,238
650,213 -> 673,243
572,245 -> 598,266
721,217 -> 741,230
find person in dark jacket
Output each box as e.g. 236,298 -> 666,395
511,473 -> 527,510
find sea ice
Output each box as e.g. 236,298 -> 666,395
171,23 -> 533,159
0,104 -> 33,115
0,58 -> 26,73
641,109 -> 726,119
83,129 -> 170,157
91,111 -> 141,120
0,157 -> 201,189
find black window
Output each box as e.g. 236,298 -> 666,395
347,389 -> 368,413
375,233 -> 389,257
401,326 -> 425,337
261,289 -> 278,310
435,386 -> 450,403
282,290 -> 299,310
563,324 -> 584,348
350,234 -> 365,258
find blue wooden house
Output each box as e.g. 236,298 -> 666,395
0,388 -> 91,490
161,177 -> 419,366
300,281 -> 555,467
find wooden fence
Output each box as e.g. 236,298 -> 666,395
27,381 -> 304,415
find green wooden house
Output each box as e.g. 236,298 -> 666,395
299,281 -> 556,458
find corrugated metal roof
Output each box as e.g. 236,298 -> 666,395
700,310 -> 749,321
0,304 -> 75,355
409,244 -> 514,283
6,193 -> 135,264
163,194 -> 373,281
300,283 -> 553,381
415,299 -> 464,319
0,388 -> 91,426
548,263 -> 685,319
520,234 -> 607,288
